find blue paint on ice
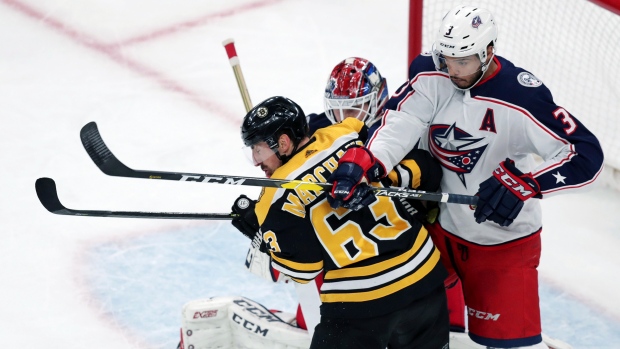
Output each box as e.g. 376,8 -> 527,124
85,223 -> 297,348
86,223 -> 620,349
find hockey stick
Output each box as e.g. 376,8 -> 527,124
222,38 -> 253,112
35,177 -> 235,220
80,122 -> 478,205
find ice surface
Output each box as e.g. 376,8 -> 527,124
0,0 -> 618,348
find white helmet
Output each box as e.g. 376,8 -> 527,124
432,5 -> 498,89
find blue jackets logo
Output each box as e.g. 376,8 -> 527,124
429,123 -> 487,188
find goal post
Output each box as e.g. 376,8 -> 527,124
408,0 -> 620,189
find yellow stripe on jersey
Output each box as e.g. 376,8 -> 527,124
320,248 -> 441,303
323,226 -> 429,280
270,252 -> 324,272
387,165 -> 400,187
387,159 -> 422,189
401,159 -> 422,188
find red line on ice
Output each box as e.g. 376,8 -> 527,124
111,0 -> 284,47
1,0 -> 275,124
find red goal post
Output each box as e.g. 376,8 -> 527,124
408,0 -> 620,189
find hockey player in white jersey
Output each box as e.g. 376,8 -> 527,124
328,5 -> 603,349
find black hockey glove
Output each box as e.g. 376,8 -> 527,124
474,158 -> 541,227
231,195 -> 268,252
327,146 -> 384,211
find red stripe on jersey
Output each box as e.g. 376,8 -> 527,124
532,145 -> 576,176
407,72 -> 448,87
473,95 -> 578,184
368,73 -> 448,148
367,109 -> 392,147
540,165 -> 603,195
476,56 -> 502,87
471,95 -> 570,145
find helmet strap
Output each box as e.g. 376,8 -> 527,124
276,136 -> 315,164
270,132 -> 297,165
275,146 -> 292,164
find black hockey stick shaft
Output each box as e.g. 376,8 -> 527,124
35,177 -> 235,220
80,122 -> 478,205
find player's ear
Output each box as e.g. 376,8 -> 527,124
486,44 -> 494,61
278,134 -> 292,154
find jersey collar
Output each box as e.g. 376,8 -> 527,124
476,56 -> 502,87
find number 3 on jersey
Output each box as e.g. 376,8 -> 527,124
553,107 -> 577,135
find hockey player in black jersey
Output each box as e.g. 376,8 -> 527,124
232,96 -> 449,349
232,56 -> 446,340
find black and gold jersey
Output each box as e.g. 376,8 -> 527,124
255,118 -> 446,319
386,148 -> 442,192
383,147 -> 443,223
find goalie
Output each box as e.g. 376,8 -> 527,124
178,296 -> 311,349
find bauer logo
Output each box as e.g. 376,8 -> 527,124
517,72 -> 543,87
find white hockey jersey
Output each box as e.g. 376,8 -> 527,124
368,54 -> 604,245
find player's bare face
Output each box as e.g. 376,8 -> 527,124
444,55 -> 483,89
250,142 -> 282,177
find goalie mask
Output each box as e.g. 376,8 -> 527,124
324,57 -> 388,126
432,5 -> 498,90
241,96 -> 309,168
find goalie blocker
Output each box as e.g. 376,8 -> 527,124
179,296 -> 310,349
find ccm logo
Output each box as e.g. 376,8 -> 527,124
232,313 -> 269,337
494,168 -> 533,198
193,310 -> 218,319
468,307 -> 500,321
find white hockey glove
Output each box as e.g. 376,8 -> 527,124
245,242 -> 289,283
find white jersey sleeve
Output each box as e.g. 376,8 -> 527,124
367,71 -> 443,171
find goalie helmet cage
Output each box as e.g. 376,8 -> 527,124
408,0 -> 620,190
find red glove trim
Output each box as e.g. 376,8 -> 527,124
339,147 -> 376,174
338,146 -> 386,182
492,161 -> 540,200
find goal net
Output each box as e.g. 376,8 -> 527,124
409,0 -> 620,189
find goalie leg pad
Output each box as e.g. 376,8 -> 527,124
181,296 -> 235,348
180,296 -> 310,349
228,297 -> 311,349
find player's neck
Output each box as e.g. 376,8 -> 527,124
482,57 -> 498,80
281,136 -> 311,158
